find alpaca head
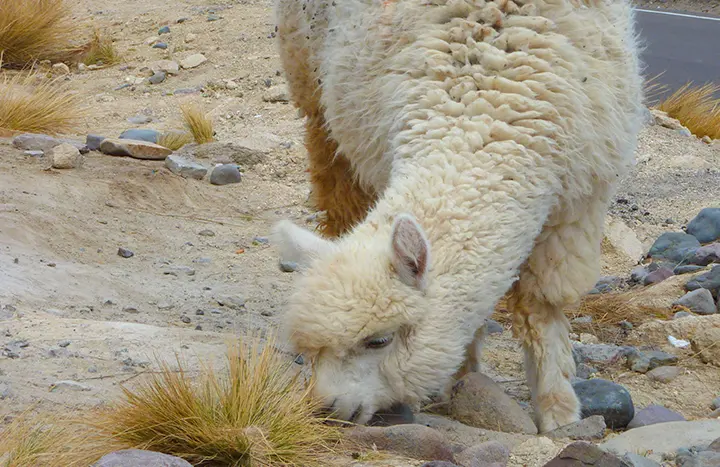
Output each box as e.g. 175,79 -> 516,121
272,213 -> 469,424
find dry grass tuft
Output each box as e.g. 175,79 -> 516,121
157,130 -> 194,151
0,0 -> 83,67
180,103 -> 215,144
81,29 -> 120,66
89,333 -> 341,466
0,65 -> 86,134
656,82 -> 720,140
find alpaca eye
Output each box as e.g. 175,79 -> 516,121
365,335 -> 393,349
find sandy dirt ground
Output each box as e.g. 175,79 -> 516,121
1,0 -> 720,464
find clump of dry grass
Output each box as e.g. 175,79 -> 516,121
0,65 -> 86,134
656,82 -> 720,140
81,29 -> 120,66
157,130 -> 194,151
0,0 -> 83,67
90,334 -> 341,466
180,103 -> 215,144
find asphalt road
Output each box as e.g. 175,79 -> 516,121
634,8 -> 720,102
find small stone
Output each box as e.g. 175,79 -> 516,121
24,150 -> 44,157
576,363 -> 598,380
572,316 -> 593,325
0,382 -> 12,400
279,260 -> 299,272
592,276 -> 623,294
181,316 -> 191,324
622,453 -> 662,467
207,13 -> 221,21
546,415 -> 607,441
180,53 -> 207,69
198,229 -> 215,237
485,319 -> 504,334
627,350 -> 678,373
127,114 -> 153,124
674,311 -> 692,319
449,372 -> 538,434
691,244 -> 720,267
710,437 -> 720,451
216,296 -> 245,310
49,143 -> 82,169
648,232 -> 701,263
572,378 -> 635,429
619,321 -> 633,331
674,289 -> 717,315
262,85 -> 289,102
195,309 -> 204,315
148,71 -> 166,84
712,397 -> 720,410
543,441 -> 628,467
572,343 -> 631,367
119,128 -> 161,143
646,366 -> 681,383
101,138 -> 172,160
118,247 -> 134,258
165,155 -> 208,180
13,133 -> 60,152
631,265 -> 650,284
185,33 -> 197,43
209,164 -> 242,185
643,267 -> 674,285
123,306 -> 139,314
455,441 -> 509,467
151,60 -> 180,75
687,208 -> 720,244
152,42 -> 168,49
86,134 -> 106,151
58,340 -> 71,348
50,380 -> 91,392
225,80 -> 238,89
677,128 -> 692,137
626,404 -> 685,429
686,266 -> 720,298
157,302 -> 173,310
158,25 -> 171,34
91,449 -> 192,467
348,424 -> 454,462
51,62 -> 70,74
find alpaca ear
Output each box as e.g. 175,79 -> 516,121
390,213 -> 430,290
271,220 -> 336,269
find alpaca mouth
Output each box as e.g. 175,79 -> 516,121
367,402 -> 414,426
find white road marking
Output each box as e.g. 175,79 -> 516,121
634,8 -> 720,22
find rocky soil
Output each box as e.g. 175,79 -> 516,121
1,0 -> 720,466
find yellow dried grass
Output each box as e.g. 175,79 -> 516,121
81,29 -> 120,66
657,82 -> 720,140
180,103 -> 215,144
157,130 -> 194,151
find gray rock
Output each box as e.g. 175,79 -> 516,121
198,229 -> 215,237
165,155 -> 207,180
50,143 -> 82,169
216,295 -> 245,310
101,138 -> 172,160
12,133 -> 60,152
543,441 -> 630,467
572,316 -> 593,325
210,164 -> 242,185
712,397 -> 720,410
631,265 -> 651,283
484,319 -> 504,335
646,366 -> 681,383
626,404 -> 685,429
91,449 -> 192,467
709,437 -> 720,451
151,60 -> 180,75
599,420 -> 720,459
572,343 -> 631,367
263,85 -> 289,103
622,453 -> 662,467
455,441 -> 509,467
687,208 -> 720,244
50,380 -> 91,392
686,266 -> 720,299
158,26 -> 171,34
176,141 -> 267,167
152,42 -> 168,49
576,363 -> 599,380
119,129 -> 161,144
58,340 -> 71,348
24,150 -> 44,157
86,134 -> 106,151
573,378 -> 635,429
149,71 -> 166,84
676,451 -> 720,467
123,306 -> 139,314
279,260 -> 299,272
591,276 -> 623,294
449,372 -> 538,435
546,415 -> 606,441
690,244 -> 720,266
643,267 -> 674,285
674,289 -> 717,315
0,382 -> 12,400
648,232 -> 701,263
367,402 -> 415,427
675,311 -> 693,319
180,53 -> 207,69
348,424 -> 455,462
627,350 -> 678,373
128,115 -> 153,124
678,128 -> 692,137
675,265 -> 707,275
117,247 -> 134,258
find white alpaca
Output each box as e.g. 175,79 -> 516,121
272,0 -> 645,433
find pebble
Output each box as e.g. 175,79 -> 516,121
148,71 -> 166,84
687,208 -> 720,244
484,319 -> 504,335
0,382 -> 12,400
91,449 -> 192,467
86,134 -> 106,151
348,424 -> 455,462
216,296 -> 245,310
544,441 -> 627,467
157,302 -> 173,310
686,266 -> 720,298
674,289 -> 717,315
165,155 -> 208,180
49,143 -> 82,169
50,380 -> 91,392
677,128 -> 692,137
185,33 -> 197,43
180,53 -> 207,69
646,366 -> 681,383
572,378 -> 635,429
101,138 -> 172,160
158,26 -> 171,35
12,133 -> 61,152
152,42 -> 168,49
674,311 -> 693,319
207,13 -> 221,21
279,260 -> 299,272
198,229 -> 215,237
119,128 -> 161,143
210,164 -> 242,185
572,343 -> 631,367
164,266 -> 195,276
151,59 -> 180,75
591,276 -> 623,294
622,453 -> 662,467
576,363 -> 599,379
127,115 -> 153,124
181,316 -> 191,324
643,266 -> 674,285
546,415 -> 607,441
449,372 -> 538,434
648,232 -> 701,263
58,340 -> 71,348
712,397 -> 720,410
24,150 -> 44,157
626,405 -> 685,429
627,350 -> 678,373
455,441 -> 509,467
118,247 -> 134,258
145,36 -> 159,45
51,62 -> 70,74
262,85 -> 289,103
123,306 -> 139,314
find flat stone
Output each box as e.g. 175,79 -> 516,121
546,415 -> 606,441
151,59 -> 180,75
572,343 -> 631,367
687,208 -> 720,244
643,267 -> 674,285
86,134 -> 106,151
180,53 -> 207,69
622,453 -> 661,467
49,143 -> 82,169
686,266 -> 720,299
543,441 -> 630,467
91,449 -> 192,467
100,138 -> 172,160
690,244 -> 720,267
599,420 -> 720,458
675,265 -> 707,275
262,85 -> 289,103
13,133 -> 60,152
152,42 -> 168,49
691,326 -> 720,366
165,155 -> 207,180
449,372 -> 538,435
646,366 -> 681,383
626,404 -> 685,429
626,350 -> 678,373
210,164 -> 242,185
176,141 -> 267,167
648,232 -> 701,263
158,26 -> 171,35
148,71 -> 166,84
675,311 -> 693,319
279,260 -> 299,272
117,247 -> 134,258
455,441 -> 509,467
485,319 -> 504,335
348,424 -> 455,462
50,380 -> 91,392
674,289 -> 717,315
119,128 -> 161,144
572,379 -> 635,430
